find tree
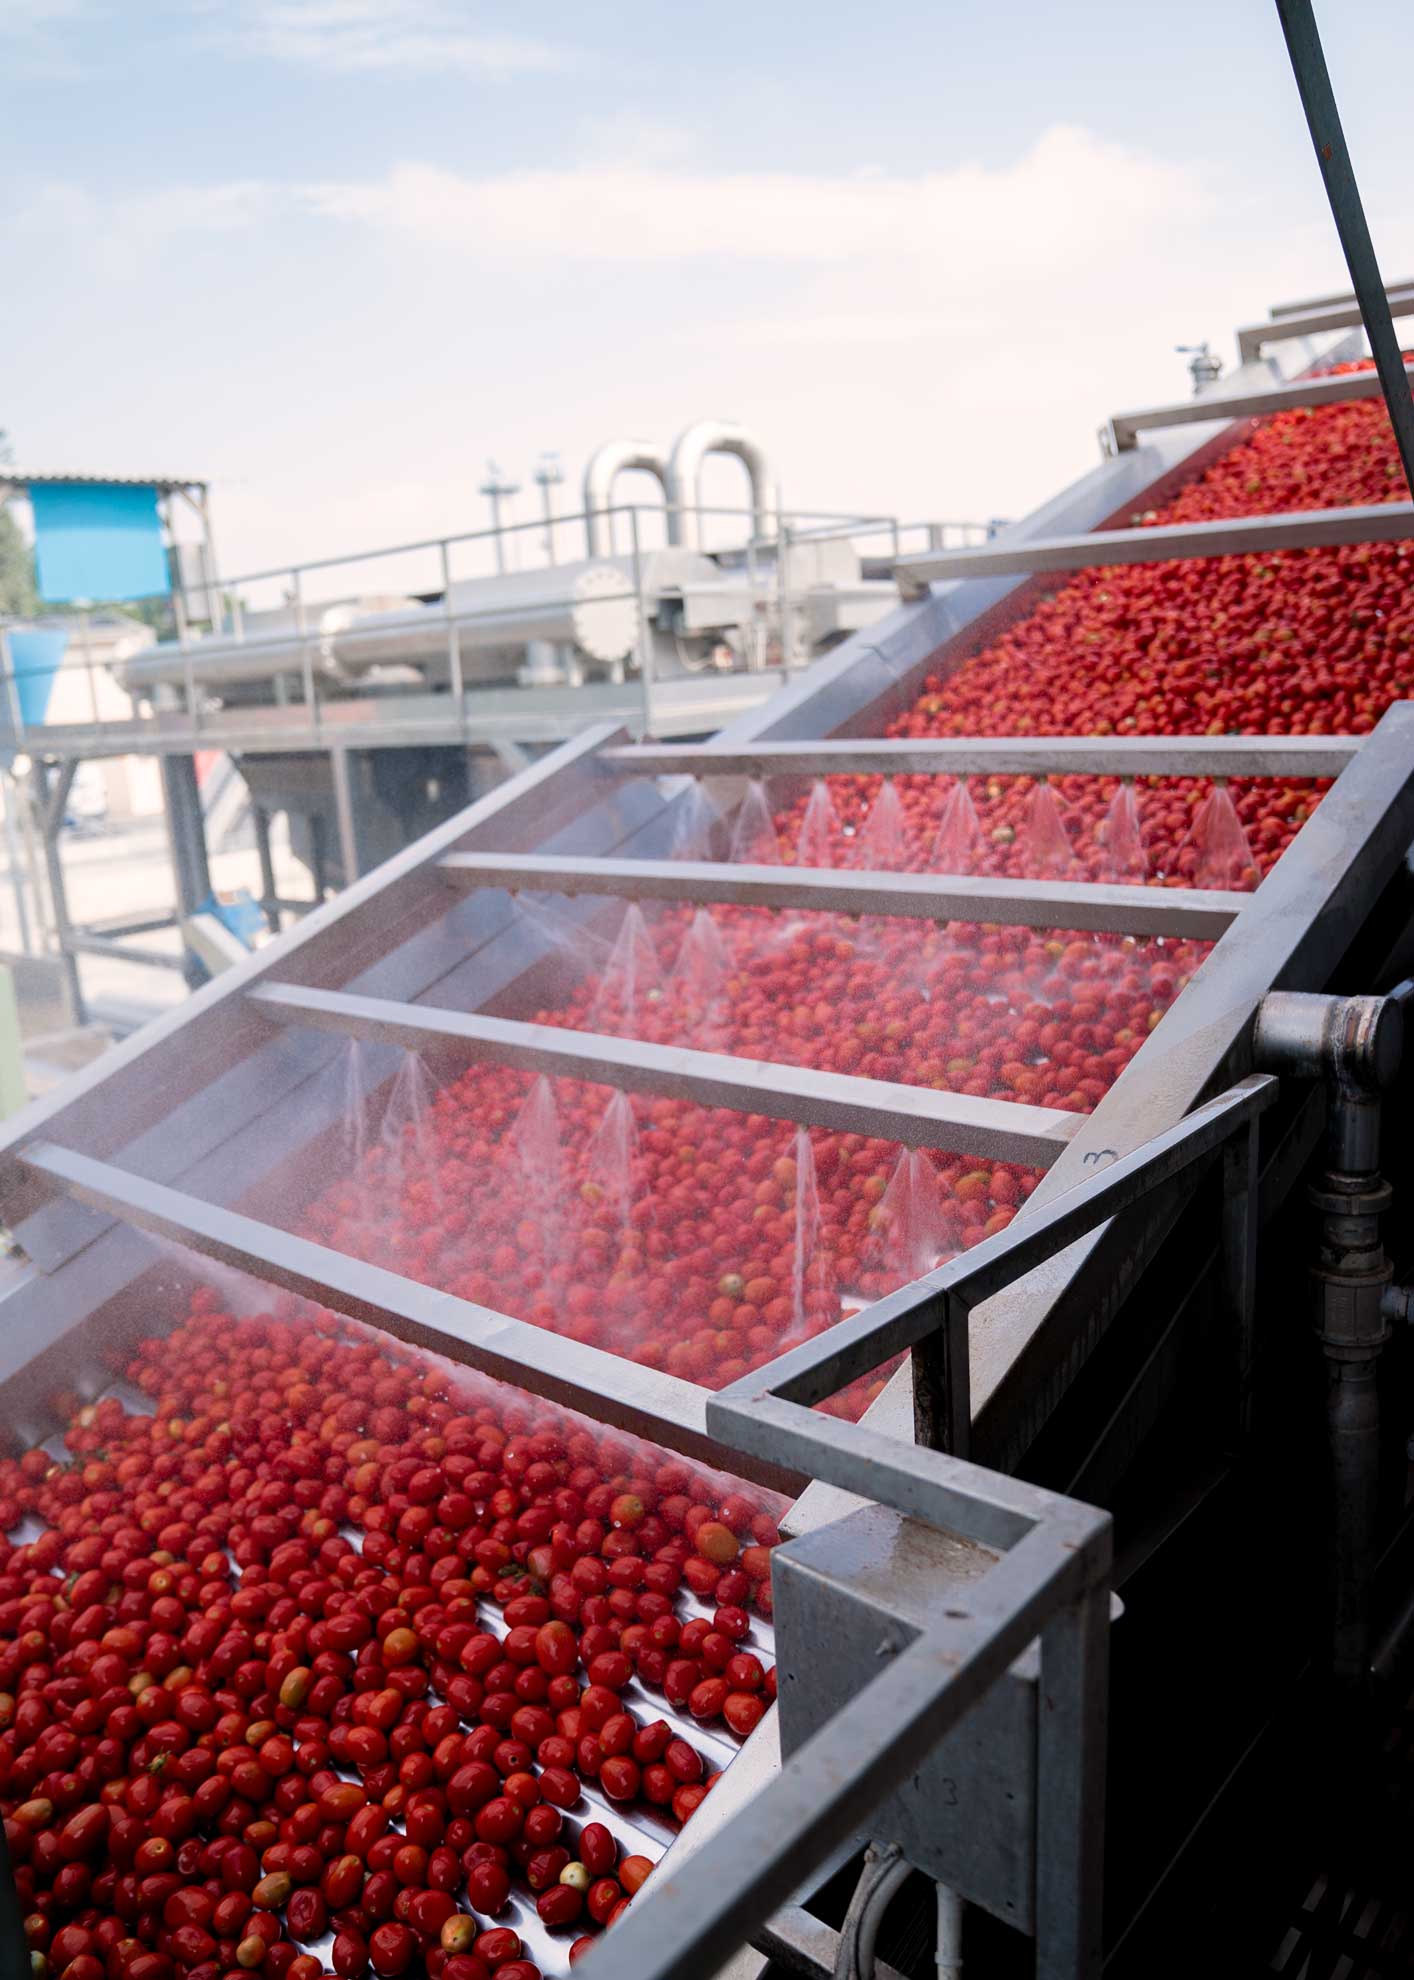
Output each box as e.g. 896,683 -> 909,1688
0,514 -> 37,620
0,429 -> 38,618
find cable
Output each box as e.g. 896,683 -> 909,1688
833,1843 -> 913,1980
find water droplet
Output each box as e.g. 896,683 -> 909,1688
1018,782 -> 1079,879
795,779 -> 841,867
930,780 -> 982,874
1097,783 -> 1148,884
668,779 -> 728,862
590,904 -> 663,1033
852,781 -> 911,870
729,780 -> 783,864
1183,784 -> 1259,891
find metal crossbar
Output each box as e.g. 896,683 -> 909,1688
895,501 -> 1414,590
602,735 -> 1361,779
246,980 -> 1083,1166
16,1139 -> 804,1498
1237,289 -> 1414,360
437,851 -> 1248,940
1107,363 -> 1414,451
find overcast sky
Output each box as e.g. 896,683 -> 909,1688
4,0 -> 1413,583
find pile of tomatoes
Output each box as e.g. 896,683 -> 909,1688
1,1298 -> 786,1980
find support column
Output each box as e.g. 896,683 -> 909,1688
160,754 -> 213,990
252,807 -> 281,934
329,747 -> 361,889
36,761 -> 82,1024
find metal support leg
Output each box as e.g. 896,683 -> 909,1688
309,813 -> 330,902
37,761 -> 83,1024
1256,990 -> 1403,1685
1221,1118 -> 1261,1439
160,754 -> 214,991
1035,1580 -> 1109,1980
253,807 -> 281,934
330,747 -> 360,888
912,1290 -> 971,1458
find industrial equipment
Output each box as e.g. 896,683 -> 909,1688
115,425 -> 892,709
3,273 -> 1414,1980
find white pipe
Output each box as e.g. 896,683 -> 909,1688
935,1883 -> 964,1980
582,440 -> 669,556
666,420 -> 776,549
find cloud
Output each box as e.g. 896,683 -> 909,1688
0,0 -> 90,76
707,312 -> 989,349
302,125 -> 1203,270
232,0 -> 574,77
11,178 -> 276,278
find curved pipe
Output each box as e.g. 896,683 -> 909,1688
666,420 -> 776,548
582,440 -> 669,556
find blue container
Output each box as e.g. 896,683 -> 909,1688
5,628 -> 69,728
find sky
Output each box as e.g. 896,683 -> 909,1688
4,0 -> 1414,586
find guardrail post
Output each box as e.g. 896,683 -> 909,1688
438,539 -> 466,741
630,508 -> 653,735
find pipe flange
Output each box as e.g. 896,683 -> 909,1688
1309,1177 -> 1395,1219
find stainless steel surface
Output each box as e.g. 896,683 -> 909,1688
19,1137 -> 806,1499
895,499 -> 1414,588
1108,362 -> 1414,451
1270,277 -> 1414,315
773,1504 -> 1034,1927
15,669 -> 792,760
247,978 -> 1085,1165
605,734 -> 1362,779
1237,288 -> 1414,360
583,439 -> 670,556
438,850 -> 1251,940
1274,0 -> 1414,496
579,1488 -> 1109,1980
666,423 -> 775,550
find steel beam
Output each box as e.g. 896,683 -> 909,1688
603,735 -> 1361,780
895,500 -> 1414,589
247,981 -> 1082,1166
17,1140 -> 805,1499
1108,363 -> 1414,451
1237,290 -> 1414,361
438,850 -> 1248,941
1270,278 -> 1414,316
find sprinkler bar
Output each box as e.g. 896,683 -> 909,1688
1106,361 -> 1414,450
438,850 -> 1248,939
17,1138 -> 806,1498
601,735 -> 1362,780
246,981 -> 1084,1166
894,498 -> 1414,590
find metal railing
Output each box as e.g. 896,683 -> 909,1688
0,504 -> 1001,760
